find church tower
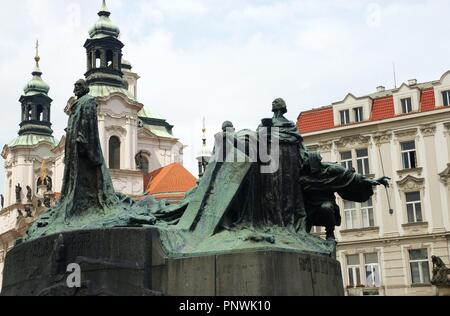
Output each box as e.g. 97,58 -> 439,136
18,41 -> 53,137
84,0 -> 125,89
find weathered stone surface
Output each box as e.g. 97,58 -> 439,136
1,228 -> 344,296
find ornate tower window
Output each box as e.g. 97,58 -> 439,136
109,136 -> 121,170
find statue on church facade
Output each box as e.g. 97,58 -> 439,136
26,186 -> 33,203
15,184 -> 22,204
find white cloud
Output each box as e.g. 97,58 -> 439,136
0,0 -> 450,193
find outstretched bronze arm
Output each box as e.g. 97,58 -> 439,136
367,176 -> 391,188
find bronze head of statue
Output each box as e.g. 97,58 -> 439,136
74,79 -> 90,99
272,98 -> 287,115
222,121 -> 235,133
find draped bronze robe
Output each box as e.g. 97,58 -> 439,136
59,94 -> 118,219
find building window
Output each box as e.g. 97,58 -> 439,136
401,98 -> 413,113
341,151 -> 353,170
347,255 -> 361,287
401,141 -> 417,169
109,136 -> 121,170
361,198 -> 375,228
344,201 -> 358,230
406,192 -> 423,223
443,90 -> 450,107
354,107 -> 364,123
365,253 -> 381,288
356,149 -> 370,175
340,110 -> 351,125
409,249 -> 430,285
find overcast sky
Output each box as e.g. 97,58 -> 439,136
1,0 -> 449,193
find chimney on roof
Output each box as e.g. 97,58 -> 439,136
377,86 -> 386,92
408,79 -> 417,86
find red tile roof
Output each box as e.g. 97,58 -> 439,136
144,163 -> 197,200
297,107 -> 334,134
420,88 -> 435,112
297,85 -> 442,134
371,96 -> 395,121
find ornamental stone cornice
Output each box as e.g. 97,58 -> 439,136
397,167 -> 423,178
394,128 -> 418,139
396,175 -> 425,192
439,164 -> 450,186
420,124 -> 436,137
105,125 -> 127,136
335,135 -> 371,149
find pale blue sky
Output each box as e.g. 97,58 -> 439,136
0,0 -> 449,193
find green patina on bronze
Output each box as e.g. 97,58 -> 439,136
24,90 -> 389,258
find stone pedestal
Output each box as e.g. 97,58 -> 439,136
1,228 -> 344,296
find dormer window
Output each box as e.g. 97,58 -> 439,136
340,110 -> 350,125
401,98 -> 413,113
443,90 -> 450,107
354,107 -> 364,123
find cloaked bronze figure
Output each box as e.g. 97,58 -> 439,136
60,79 -> 118,219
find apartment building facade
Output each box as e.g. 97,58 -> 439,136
297,71 -> 450,296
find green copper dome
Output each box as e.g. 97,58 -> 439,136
23,43 -> 50,97
89,0 -> 120,39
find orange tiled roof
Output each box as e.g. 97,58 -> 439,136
297,84 -> 444,134
371,96 -> 395,121
420,88 -> 436,112
144,163 -> 197,197
297,106 -> 334,134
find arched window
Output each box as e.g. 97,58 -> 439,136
106,50 -> 114,68
95,50 -> 101,68
109,136 -> 121,170
36,105 -> 43,121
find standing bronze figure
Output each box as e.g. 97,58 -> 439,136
59,79 -> 118,219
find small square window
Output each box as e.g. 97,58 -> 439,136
409,249 -> 430,285
340,110 -> 351,125
443,91 -> 450,107
354,107 -> 364,123
401,141 -> 417,169
401,98 -> 413,113
406,192 -> 422,223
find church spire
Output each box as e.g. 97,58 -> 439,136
33,40 -> 42,76
85,0 -> 125,88
19,42 -> 53,137
99,0 -> 110,17
196,118 -> 211,178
